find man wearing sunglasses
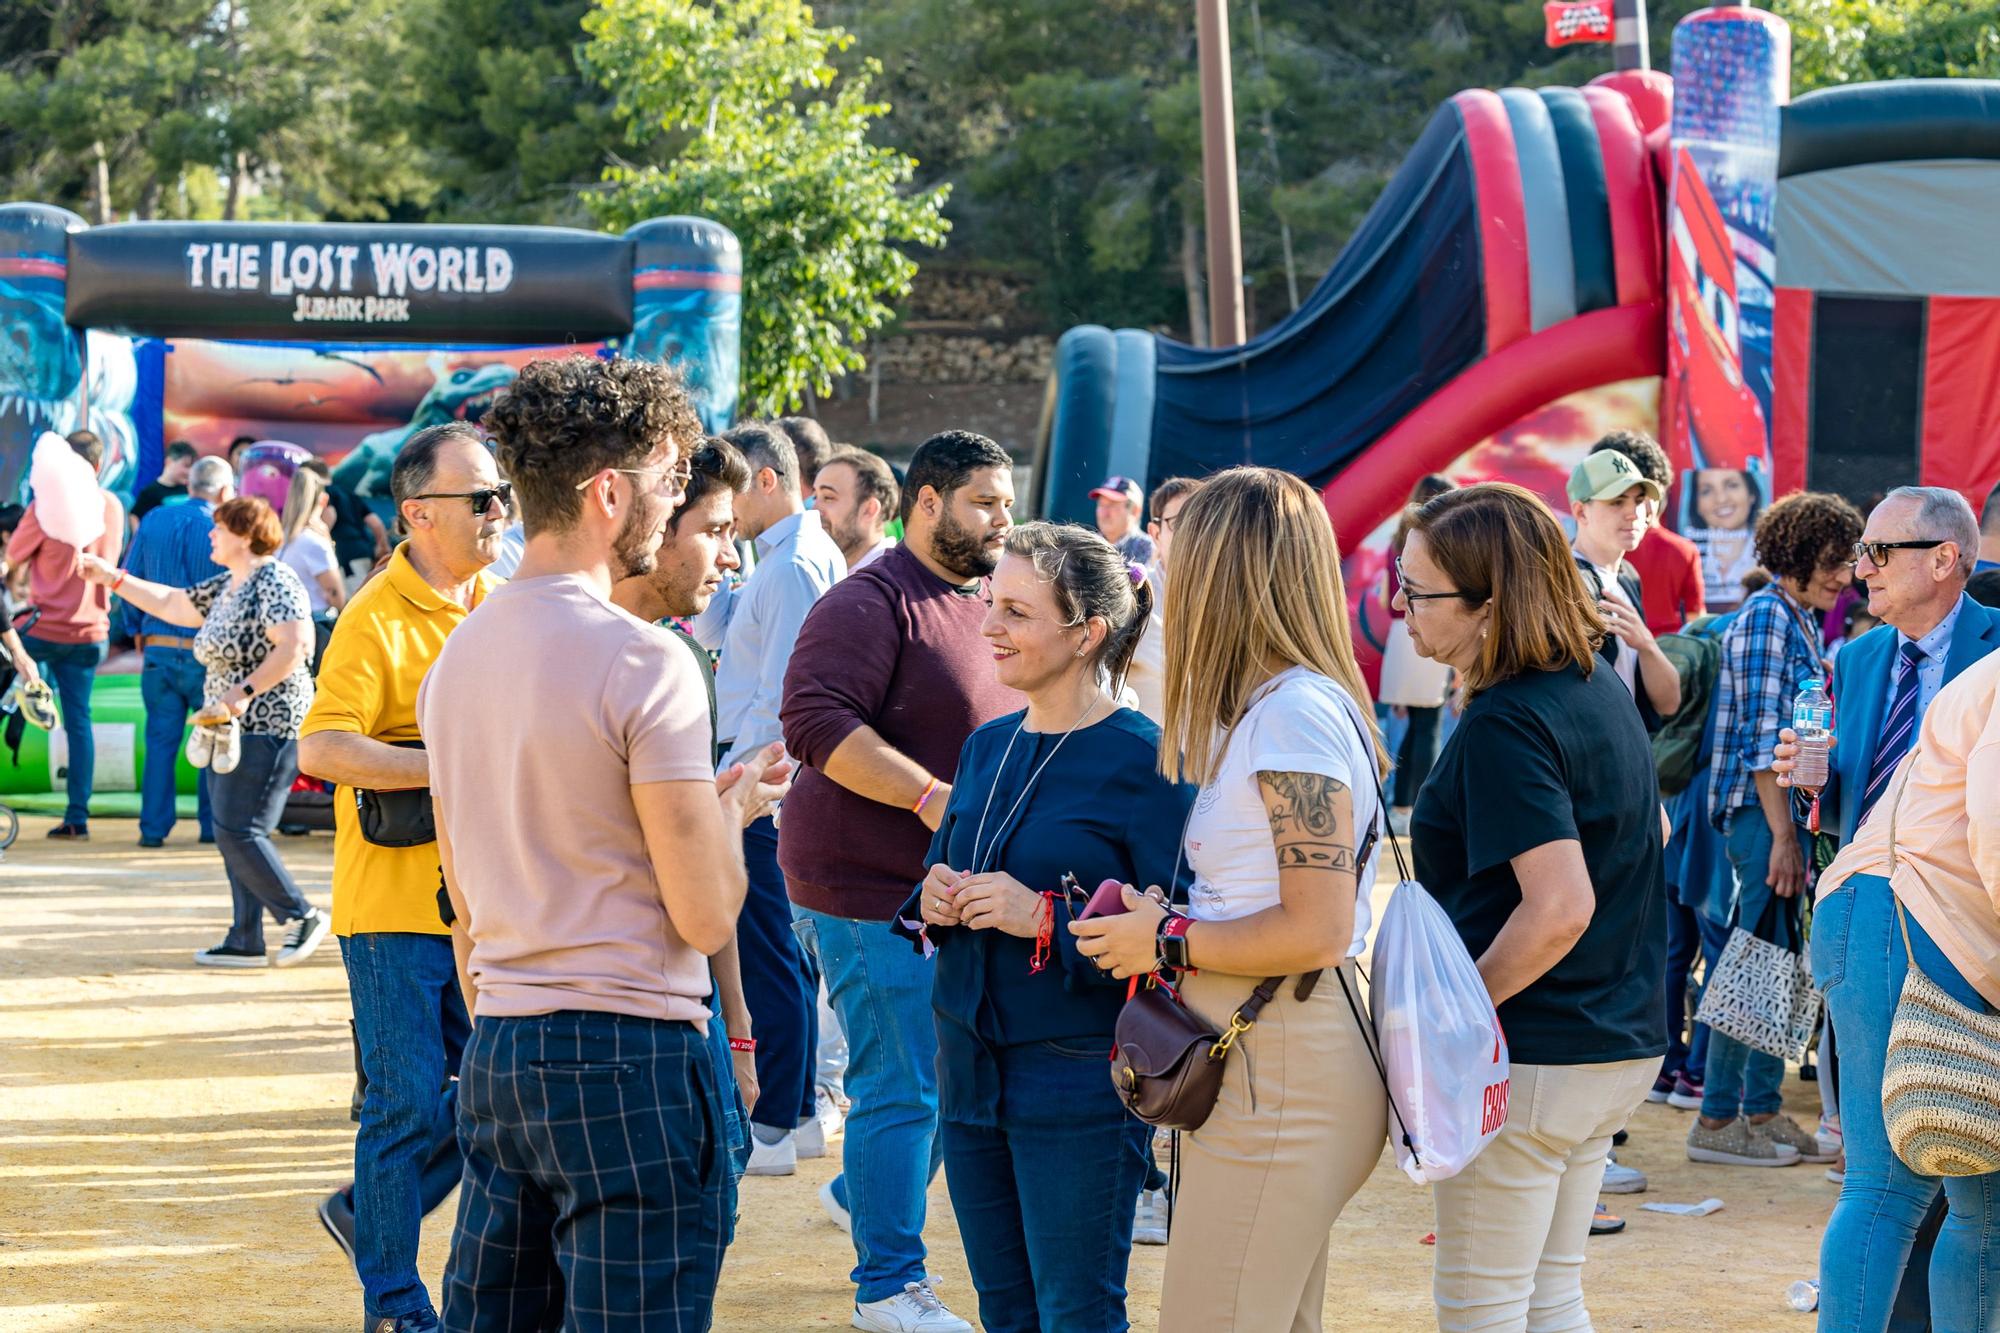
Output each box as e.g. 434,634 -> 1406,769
299,421 -> 509,1333
1814,487 -> 1998,851
1770,485 -> 2000,1325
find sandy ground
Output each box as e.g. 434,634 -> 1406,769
0,811 -> 1832,1331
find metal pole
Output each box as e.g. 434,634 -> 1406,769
1614,0 -> 1650,71
1196,0 -> 1247,347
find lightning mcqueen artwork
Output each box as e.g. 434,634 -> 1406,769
1666,147 -> 1769,474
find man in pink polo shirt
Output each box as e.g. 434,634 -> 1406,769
420,357 -> 784,1332
4,430 -> 123,840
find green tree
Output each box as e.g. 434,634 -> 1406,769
397,0 -> 626,225
582,0 -> 950,416
1775,0 -> 2000,91
0,0 -> 431,223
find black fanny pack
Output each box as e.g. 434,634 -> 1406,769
356,741 -> 435,848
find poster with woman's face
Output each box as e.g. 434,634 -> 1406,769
1682,466 -> 1768,611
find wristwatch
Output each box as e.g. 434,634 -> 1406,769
1157,912 -> 1194,972
238,681 -> 256,700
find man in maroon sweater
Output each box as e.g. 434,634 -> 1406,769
780,430 -> 1017,1333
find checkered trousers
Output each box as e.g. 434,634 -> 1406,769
442,1010 -> 730,1332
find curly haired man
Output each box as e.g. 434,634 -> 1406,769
419,356 -> 788,1332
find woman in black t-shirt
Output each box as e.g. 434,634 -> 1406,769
1394,483 -> 1667,1332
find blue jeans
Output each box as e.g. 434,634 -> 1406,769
704,1000 -> 752,1246
1701,808 -> 1803,1121
738,817 -> 818,1133
215,734 -> 312,952
1663,894 -> 1704,1079
1813,873 -> 2000,1332
942,1040 -> 1151,1333
794,907 -> 944,1304
342,933 -> 470,1321
139,647 -> 212,841
443,1011 -> 729,1332
25,636 -> 105,826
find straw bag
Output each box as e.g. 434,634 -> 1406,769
1880,756 -> 2000,1176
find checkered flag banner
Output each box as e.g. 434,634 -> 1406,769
1545,0 -> 1614,46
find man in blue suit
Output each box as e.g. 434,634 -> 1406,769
1814,484 -> 2000,1332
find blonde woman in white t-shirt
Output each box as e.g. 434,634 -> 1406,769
1071,465 -> 1391,1333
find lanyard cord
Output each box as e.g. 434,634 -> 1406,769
968,695 -> 1106,875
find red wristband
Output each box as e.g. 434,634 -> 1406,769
728,1036 -> 756,1053
111,570 -> 127,593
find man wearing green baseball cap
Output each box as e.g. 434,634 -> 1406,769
1568,451 -> 1682,720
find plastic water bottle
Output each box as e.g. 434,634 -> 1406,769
1791,678 -> 1834,791
1787,1278 -> 1820,1312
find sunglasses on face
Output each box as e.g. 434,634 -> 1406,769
1852,539 -> 1945,568
412,482 -> 514,515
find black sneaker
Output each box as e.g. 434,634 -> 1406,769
138,836 -> 165,849
274,907 -> 331,967
193,943 -> 267,968
318,1185 -> 357,1270
364,1312 -> 440,1333
46,823 -> 88,841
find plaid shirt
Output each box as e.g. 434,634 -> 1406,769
1708,583 -> 1828,828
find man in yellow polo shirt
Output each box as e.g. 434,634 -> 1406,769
299,422 -> 507,1333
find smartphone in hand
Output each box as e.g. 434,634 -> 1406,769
1076,878 -> 1131,921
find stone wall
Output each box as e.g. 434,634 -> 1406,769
853,265 -> 1054,386
869,332 -> 1053,385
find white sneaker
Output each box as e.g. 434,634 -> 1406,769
209,719 -> 241,775
185,724 -> 216,770
852,1282 -> 972,1333
1600,1154 -> 1648,1194
273,907 -> 330,967
747,1131 -> 797,1177
820,1177 -> 851,1235
1815,1112 -> 1844,1159
817,1087 -> 848,1142
796,1115 -> 827,1160
1133,1187 -> 1169,1244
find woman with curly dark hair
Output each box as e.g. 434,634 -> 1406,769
1694,490 -> 1862,1168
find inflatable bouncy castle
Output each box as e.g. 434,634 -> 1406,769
1036,5 -> 2000,634
0,208 -> 741,506
0,208 -> 740,801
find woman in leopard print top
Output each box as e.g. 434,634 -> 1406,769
84,495 -> 330,969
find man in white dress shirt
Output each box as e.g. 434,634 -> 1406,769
707,420 -> 847,1175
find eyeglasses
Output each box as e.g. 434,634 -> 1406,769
1852,539 -> 1946,568
574,463 -> 693,500
412,483 -> 513,515
1395,557 -> 1478,605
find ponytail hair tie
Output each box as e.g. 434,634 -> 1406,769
1128,562 -> 1148,586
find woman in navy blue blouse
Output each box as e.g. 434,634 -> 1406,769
894,522 -> 1189,1333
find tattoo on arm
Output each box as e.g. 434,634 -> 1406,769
1258,771 -> 1357,876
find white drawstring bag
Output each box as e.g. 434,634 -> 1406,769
1369,876 -> 1510,1183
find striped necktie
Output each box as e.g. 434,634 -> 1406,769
1858,640 -> 1928,822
